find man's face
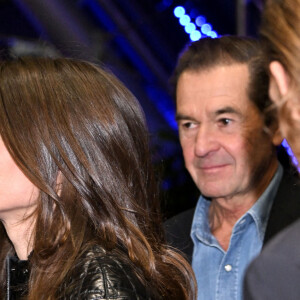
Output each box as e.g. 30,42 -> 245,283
176,64 -> 278,201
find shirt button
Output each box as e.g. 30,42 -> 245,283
224,264 -> 232,272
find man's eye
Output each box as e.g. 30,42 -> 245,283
218,118 -> 232,126
182,122 -> 196,129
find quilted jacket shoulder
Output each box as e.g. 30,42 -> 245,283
59,246 -> 152,300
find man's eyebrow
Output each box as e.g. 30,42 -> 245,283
175,113 -> 196,122
215,106 -> 242,116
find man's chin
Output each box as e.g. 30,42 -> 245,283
198,187 -> 225,199
196,178 -> 230,197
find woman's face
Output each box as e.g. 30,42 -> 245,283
0,137 -> 39,223
269,61 -> 300,161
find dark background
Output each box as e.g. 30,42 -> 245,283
0,0 -> 265,218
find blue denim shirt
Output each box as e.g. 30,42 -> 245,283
191,165 -> 283,300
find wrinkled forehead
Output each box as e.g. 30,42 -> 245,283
176,64 -> 252,111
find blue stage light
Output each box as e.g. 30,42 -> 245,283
173,4 -> 219,42
190,30 -> 201,41
174,6 -> 185,18
208,30 -> 218,38
185,22 -> 196,34
163,0 -> 173,7
195,16 -> 206,27
179,15 -> 191,26
156,0 -> 173,11
190,8 -> 199,19
201,23 -> 212,34
282,139 -> 299,170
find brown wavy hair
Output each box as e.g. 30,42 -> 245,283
260,0 -> 300,90
0,57 -> 196,299
260,0 -> 300,153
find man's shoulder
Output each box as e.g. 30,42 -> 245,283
164,207 -> 196,239
273,169 -> 300,213
164,208 -> 196,262
264,170 -> 300,243
165,208 -> 196,228
279,169 -> 300,194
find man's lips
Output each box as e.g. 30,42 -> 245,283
200,164 -> 228,168
197,164 -> 230,171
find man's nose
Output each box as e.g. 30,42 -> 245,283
194,126 -> 219,157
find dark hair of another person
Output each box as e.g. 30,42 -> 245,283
0,57 -> 195,299
171,36 -> 275,128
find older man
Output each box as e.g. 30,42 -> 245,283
165,36 -> 300,300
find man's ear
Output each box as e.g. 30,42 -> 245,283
269,61 -> 290,97
272,127 -> 284,146
268,115 -> 283,146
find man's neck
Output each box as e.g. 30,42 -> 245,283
208,159 -> 279,251
209,196 -> 256,251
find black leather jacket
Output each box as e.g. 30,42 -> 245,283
6,246 -> 154,299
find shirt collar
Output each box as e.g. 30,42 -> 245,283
191,195 -> 212,245
247,163 -> 283,241
191,164 -> 283,244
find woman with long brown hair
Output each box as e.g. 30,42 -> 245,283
0,57 -> 195,299
244,0 -> 300,299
